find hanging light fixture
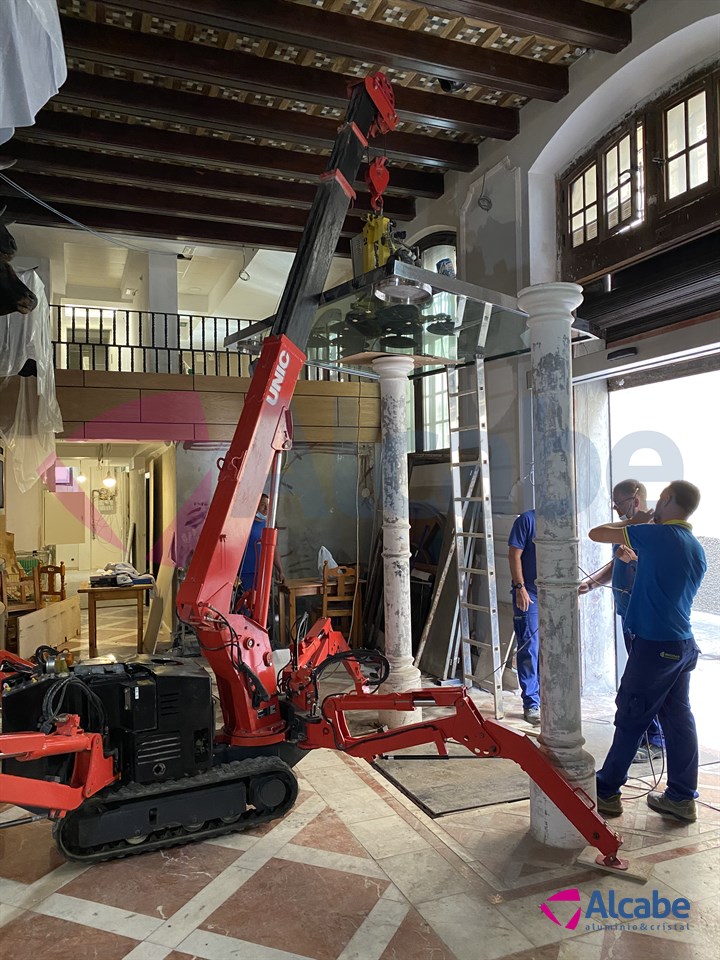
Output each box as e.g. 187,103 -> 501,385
76,471 -> 87,483
103,470 -> 116,489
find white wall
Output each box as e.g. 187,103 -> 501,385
5,449 -> 43,552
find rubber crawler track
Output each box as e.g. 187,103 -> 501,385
54,756 -> 298,863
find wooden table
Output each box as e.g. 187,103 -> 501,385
78,583 -> 153,658
278,578 -> 324,645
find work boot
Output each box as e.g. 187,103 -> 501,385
597,793 -> 623,818
647,791 -> 697,823
523,706 -> 540,726
632,743 -> 663,764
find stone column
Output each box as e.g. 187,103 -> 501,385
517,282 -> 596,848
372,355 -> 422,727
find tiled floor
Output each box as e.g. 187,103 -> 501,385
1,612 -> 719,959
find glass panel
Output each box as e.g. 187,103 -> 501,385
605,148 -> 618,190
687,92 -> 707,146
619,135 -> 631,177
636,122 -> 645,222
666,102 -> 686,157
571,176 -> 583,212
689,144 -> 708,188
667,155 -> 687,198
572,226 -> 584,248
305,267 -> 528,366
586,204 -> 598,240
607,190 -> 619,228
584,165 -> 597,203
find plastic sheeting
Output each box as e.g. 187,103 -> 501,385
0,270 -> 63,491
0,0 -> 67,145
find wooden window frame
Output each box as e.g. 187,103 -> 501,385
559,66 -> 720,283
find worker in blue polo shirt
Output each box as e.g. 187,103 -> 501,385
579,479 -> 664,763
589,480 -> 706,823
234,493 -> 284,610
508,509 -> 540,726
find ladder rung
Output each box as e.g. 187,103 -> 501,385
451,389 -> 476,398
454,496 -> 487,502
449,424 -> 481,433
460,601 -> 490,613
458,566 -> 489,576
456,532 -> 486,539
451,459 -> 485,467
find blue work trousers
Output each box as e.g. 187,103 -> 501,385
622,626 -> 664,748
512,590 -> 539,710
597,635 -> 699,802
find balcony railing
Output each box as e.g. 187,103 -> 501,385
49,305 -> 360,381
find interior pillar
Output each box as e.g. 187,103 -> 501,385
372,354 -> 422,727
147,251 -> 180,374
517,281 -> 596,848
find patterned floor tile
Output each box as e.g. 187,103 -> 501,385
200,857 -> 389,960
0,820 -> 65,884
291,809 -> 371,859
57,843 -> 243,918
379,906 -> 459,960
0,911 -> 138,960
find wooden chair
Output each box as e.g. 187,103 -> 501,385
36,563 -> 66,605
4,564 -> 41,609
321,562 -> 363,646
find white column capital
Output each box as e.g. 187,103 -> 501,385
517,282 -> 584,324
371,354 -> 415,380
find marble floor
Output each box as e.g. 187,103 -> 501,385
1,609 -> 719,960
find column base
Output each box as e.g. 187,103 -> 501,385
529,744 -> 597,849
378,654 -> 423,728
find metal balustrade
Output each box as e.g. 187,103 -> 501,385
49,305 -> 359,382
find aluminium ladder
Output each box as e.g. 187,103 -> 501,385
446,353 -> 504,718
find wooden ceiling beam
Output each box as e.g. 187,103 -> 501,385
24,111 -> 444,199
0,172 -> 357,237
59,17 -> 518,140
424,0 -> 631,54
57,71 -> 477,172
4,142 -> 417,221
4,197 -> 350,256
112,0 -> 567,101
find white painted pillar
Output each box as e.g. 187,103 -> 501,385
148,251 -> 180,373
517,282 -> 596,848
372,355 -> 422,727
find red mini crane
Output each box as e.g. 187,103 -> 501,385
0,75 -> 627,872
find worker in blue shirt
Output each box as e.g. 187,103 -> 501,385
508,509 -> 540,726
236,494 -> 284,604
579,479 -> 664,762
589,480 -> 706,823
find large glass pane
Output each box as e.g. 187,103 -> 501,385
689,143 -> 708,188
571,176 -> 583,212
304,266 -> 528,368
666,102 -> 686,156
687,92 -> 707,146
667,155 -> 687,198
584,165 -> 597,203
605,148 -> 618,190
